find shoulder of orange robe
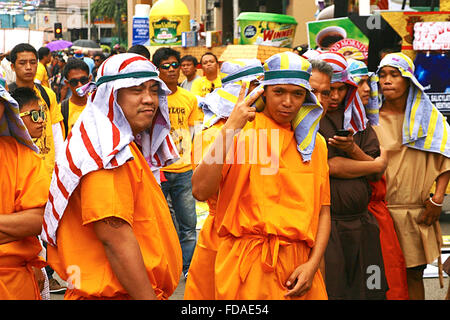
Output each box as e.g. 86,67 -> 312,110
0,84 -> 38,152
262,51 -> 323,162
377,52 -> 450,158
41,53 -> 180,246
315,51 -> 368,133
199,58 -> 265,130
348,58 -> 380,126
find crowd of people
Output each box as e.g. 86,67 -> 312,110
0,38 -> 449,301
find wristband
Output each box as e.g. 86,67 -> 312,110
429,197 -> 443,207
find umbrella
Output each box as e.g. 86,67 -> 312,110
46,40 -> 72,52
71,39 -> 101,51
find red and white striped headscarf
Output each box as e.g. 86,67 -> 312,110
41,53 -> 179,246
316,52 -> 368,132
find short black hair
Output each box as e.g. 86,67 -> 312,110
180,55 -> 198,66
10,43 -> 38,65
93,52 -> 106,61
128,44 -> 151,60
63,58 -> 90,79
200,52 -> 218,64
11,87 -> 40,111
38,47 -> 51,60
152,47 -> 181,68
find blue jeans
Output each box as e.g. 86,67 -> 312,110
161,170 -> 197,275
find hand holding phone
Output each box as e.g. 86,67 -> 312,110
335,129 -> 351,137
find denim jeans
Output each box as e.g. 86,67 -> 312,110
161,170 -> 197,275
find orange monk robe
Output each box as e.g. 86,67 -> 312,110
0,137 -> 50,300
368,177 -> 409,300
47,142 -> 182,300
184,119 -> 225,300
213,113 -> 330,300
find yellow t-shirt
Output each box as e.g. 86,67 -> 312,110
62,99 -> 86,135
162,86 -> 203,173
34,85 -> 63,177
35,62 -> 49,87
190,76 -> 222,98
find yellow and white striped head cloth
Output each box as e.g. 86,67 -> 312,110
347,58 -> 380,125
377,52 -> 450,157
262,51 -> 323,162
0,84 -> 38,152
200,58 -> 265,129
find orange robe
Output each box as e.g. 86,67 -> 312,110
47,142 -> 182,300
184,120 -> 225,299
0,137 -> 49,300
213,113 -> 330,300
368,177 -> 409,300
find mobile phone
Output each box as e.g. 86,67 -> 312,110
335,129 -> 351,137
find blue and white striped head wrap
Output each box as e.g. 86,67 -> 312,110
377,52 -> 450,157
201,59 -> 265,129
348,58 -> 380,126
262,51 -> 323,162
316,52 -> 368,132
0,85 -> 38,152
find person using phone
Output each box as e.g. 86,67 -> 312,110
315,52 -> 389,300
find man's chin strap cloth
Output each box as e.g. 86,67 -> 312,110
378,52 -> 450,157
315,52 -> 368,133
41,53 -> 179,246
262,51 -> 323,162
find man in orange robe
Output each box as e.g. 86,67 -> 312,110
0,86 -> 50,299
192,52 -> 330,299
42,53 -> 182,300
185,59 -> 264,299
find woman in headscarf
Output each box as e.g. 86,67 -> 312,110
374,52 -> 450,300
42,53 -> 182,300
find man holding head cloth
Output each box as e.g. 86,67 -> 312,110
0,85 -> 50,299
192,52 -> 330,299
42,53 -> 182,300
185,58 -> 264,299
347,58 -> 409,300
316,52 -> 389,300
374,52 -> 450,300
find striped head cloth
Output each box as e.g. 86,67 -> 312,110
201,59 -> 264,129
41,53 -> 179,246
301,49 -> 321,60
262,51 -> 323,162
316,52 -> 368,132
347,58 -> 380,125
377,52 -> 450,157
0,85 -> 37,152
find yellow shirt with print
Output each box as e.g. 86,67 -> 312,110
34,85 -> 63,177
190,76 -> 222,98
63,99 -> 86,136
35,62 -> 49,87
162,86 -> 203,173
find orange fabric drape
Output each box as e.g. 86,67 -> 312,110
0,137 -> 50,300
47,142 -> 182,300
368,177 -> 409,300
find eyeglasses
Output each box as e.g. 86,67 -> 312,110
19,108 -> 46,122
68,76 -> 89,87
159,62 -> 180,70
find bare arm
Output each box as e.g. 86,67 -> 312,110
93,217 -> 157,300
328,149 -> 387,179
417,170 -> 450,226
285,205 -> 331,297
191,84 -> 263,201
0,207 -> 44,244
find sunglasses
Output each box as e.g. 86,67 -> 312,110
159,62 -> 180,70
20,108 -> 46,122
68,76 -> 90,87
